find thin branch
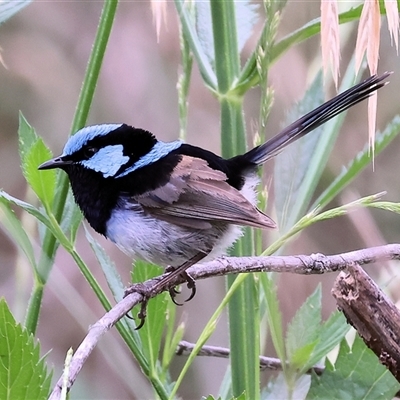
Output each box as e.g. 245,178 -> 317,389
49,244 -> 400,399
176,340 -> 325,375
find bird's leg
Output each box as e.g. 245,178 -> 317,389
124,251 -> 207,329
160,251 -> 208,305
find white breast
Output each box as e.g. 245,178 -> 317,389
105,173 -> 259,267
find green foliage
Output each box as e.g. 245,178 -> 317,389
132,262 -> 169,370
0,299 -> 52,400
311,115 -> 400,210
19,114 -> 56,212
307,335 -> 400,399
274,73 -> 325,233
264,285 -> 350,395
0,0 -> 398,399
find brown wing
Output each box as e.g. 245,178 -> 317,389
132,156 -> 276,230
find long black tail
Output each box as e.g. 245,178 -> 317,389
243,72 -> 390,166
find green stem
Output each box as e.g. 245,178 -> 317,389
24,281 -> 44,335
210,1 -> 260,398
24,0 -> 119,335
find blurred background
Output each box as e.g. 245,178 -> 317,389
0,1 -> 399,399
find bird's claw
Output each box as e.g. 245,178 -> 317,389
168,270 -> 196,305
123,283 -> 152,330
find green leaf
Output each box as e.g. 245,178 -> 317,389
161,318 -> 184,373
196,1 -> 259,63
0,191 -> 54,234
18,115 -> 56,210
290,342 -> 318,370
264,373 -> 311,400
84,226 -> 125,302
306,311 -> 350,370
60,191 -> 82,244
18,113 -> 38,162
274,72 -> 324,233
132,261 -> 168,371
260,274 -> 286,366
23,138 -> 56,209
175,0 -> 217,89
271,6 -> 364,64
307,335 -> 400,399
274,63 -> 367,234
0,199 -> 37,270
0,298 -> 52,400
311,115 -> 400,210
286,286 -> 321,368
238,5 -> 365,91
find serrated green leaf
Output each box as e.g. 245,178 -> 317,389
0,298 -> 52,400
0,199 -> 37,270
307,335 -> 400,399
23,138 -> 56,209
132,261 -> 168,371
306,311 -> 350,370
18,113 -> 38,163
286,286 -> 321,366
290,341 -> 318,370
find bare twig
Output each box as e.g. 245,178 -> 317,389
49,244 -> 400,400
176,340 -> 325,375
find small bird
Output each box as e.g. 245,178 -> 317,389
39,73 -> 388,327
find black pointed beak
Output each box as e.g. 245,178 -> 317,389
38,156 -> 72,170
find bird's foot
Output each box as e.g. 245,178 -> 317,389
166,269 -> 196,306
124,252 -> 207,329
124,282 -> 156,330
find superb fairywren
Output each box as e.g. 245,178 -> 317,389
39,73 -> 388,327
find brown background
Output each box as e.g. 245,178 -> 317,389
0,2 -> 399,399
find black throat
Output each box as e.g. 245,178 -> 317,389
66,165 -> 120,235
64,152 -> 183,235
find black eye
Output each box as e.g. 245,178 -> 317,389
83,146 -> 98,159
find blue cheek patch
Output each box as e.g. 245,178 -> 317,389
115,140 -> 183,178
81,145 -> 129,178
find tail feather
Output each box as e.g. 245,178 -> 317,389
243,72 -> 390,166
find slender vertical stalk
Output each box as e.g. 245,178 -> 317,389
210,1 -> 260,398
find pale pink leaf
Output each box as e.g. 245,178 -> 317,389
151,0 -> 168,42
355,1 -> 370,74
321,0 -> 340,87
366,0 -> 381,75
384,0 -> 399,52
